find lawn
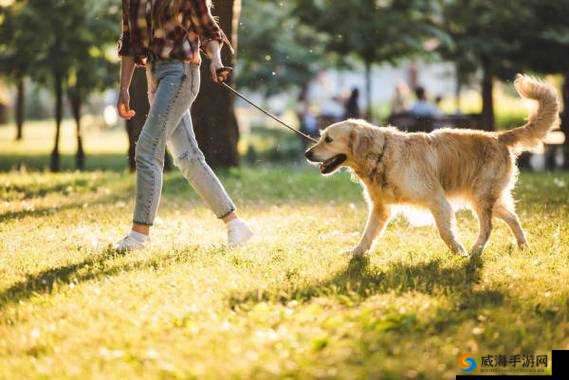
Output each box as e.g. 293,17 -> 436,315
0,121 -> 568,379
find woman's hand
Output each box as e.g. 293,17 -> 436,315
117,88 -> 136,120
210,58 -> 229,84
206,40 -> 229,84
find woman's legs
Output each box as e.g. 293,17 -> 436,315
131,62 -> 195,232
167,111 -> 237,220
121,61 -> 250,248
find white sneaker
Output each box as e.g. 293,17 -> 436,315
113,231 -> 149,252
227,219 -> 253,248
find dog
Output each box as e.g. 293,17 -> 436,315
305,75 -> 559,256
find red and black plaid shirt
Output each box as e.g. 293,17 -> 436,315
119,0 -> 232,66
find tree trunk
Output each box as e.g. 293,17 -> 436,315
126,67 -> 173,172
481,61 -> 495,131
50,71 -> 64,172
15,75 -> 25,141
70,93 -> 85,170
193,0 -> 241,168
126,68 -> 149,171
562,70 -> 569,170
364,60 -> 372,120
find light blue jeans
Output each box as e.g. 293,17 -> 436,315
133,59 -> 236,226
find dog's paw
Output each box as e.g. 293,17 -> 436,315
345,246 -> 368,256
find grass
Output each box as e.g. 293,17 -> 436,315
1,120 -> 568,379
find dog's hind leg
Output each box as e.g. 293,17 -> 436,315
493,203 -> 528,249
349,203 -> 391,256
428,195 -> 467,256
471,199 -> 498,256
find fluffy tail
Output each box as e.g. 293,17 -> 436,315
498,74 -> 560,150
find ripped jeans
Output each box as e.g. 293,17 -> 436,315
133,59 -> 236,226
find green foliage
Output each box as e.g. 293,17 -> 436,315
296,0 -> 443,66
436,0 -> 569,82
67,0 -> 120,98
511,0 -> 569,75
242,124 -> 303,163
237,0 -> 329,95
25,0 -> 118,87
0,0 -> 119,96
0,1 -> 42,80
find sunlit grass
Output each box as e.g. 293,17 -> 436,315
0,122 -> 568,379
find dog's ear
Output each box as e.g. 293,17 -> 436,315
350,124 -> 384,173
350,125 -> 375,156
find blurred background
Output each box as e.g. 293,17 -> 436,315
0,0 -> 568,172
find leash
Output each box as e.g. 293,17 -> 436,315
216,67 -> 319,143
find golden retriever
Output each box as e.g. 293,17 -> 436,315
305,75 -> 559,256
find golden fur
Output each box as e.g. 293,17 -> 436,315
305,75 -> 560,256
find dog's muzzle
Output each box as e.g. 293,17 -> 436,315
319,154 -> 347,174
304,149 -> 315,161
305,149 -> 347,174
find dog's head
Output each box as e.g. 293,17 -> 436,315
305,119 -> 385,175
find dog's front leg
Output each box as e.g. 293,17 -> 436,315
349,204 -> 391,256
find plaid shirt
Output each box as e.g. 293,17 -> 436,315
119,0 -> 232,65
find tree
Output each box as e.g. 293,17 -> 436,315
511,0 -> 569,168
237,0 -> 328,96
193,0 -> 241,168
26,0 -> 118,171
66,0 -> 117,170
125,68 -> 149,172
0,1 -> 42,140
295,0 -> 443,118
436,0 -> 534,130
25,0 -> 82,171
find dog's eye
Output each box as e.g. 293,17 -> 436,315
324,136 -> 333,144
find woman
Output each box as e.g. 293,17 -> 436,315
114,0 -> 252,251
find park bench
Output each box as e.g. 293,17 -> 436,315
387,112 -> 481,133
387,112 -> 565,170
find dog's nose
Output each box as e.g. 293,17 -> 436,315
305,149 -> 314,160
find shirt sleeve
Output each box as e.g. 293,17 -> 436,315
118,0 -> 132,57
186,0 -> 233,52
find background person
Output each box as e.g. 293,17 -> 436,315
410,86 -> 442,118
389,83 -> 410,115
344,87 -> 361,119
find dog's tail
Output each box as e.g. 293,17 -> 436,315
498,74 -> 560,150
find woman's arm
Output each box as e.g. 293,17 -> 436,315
117,56 -> 136,119
186,0 -> 233,83
205,40 -> 224,84
187,0 -> 226,43
117,1 -> 136,119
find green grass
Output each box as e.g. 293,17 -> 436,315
1,121 -> 568,379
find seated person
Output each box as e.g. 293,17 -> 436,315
410,86 -> 442,118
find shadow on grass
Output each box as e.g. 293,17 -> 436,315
228,254 -> 498,311
0,245 -> 214,312
0,192 -> 130,223
0,153 -> 129,173
0,173 -> 123,205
